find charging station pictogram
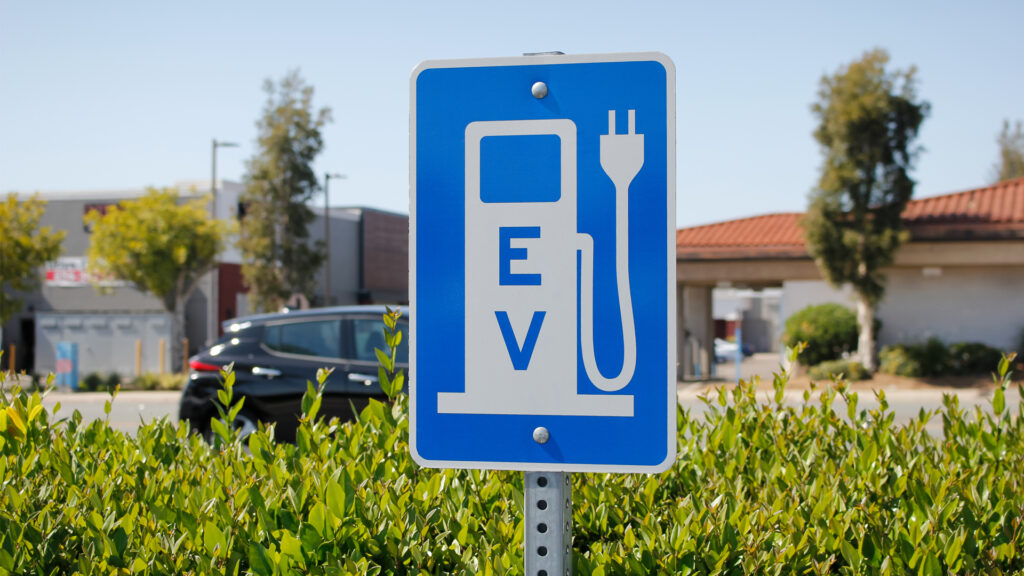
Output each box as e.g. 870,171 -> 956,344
410,53 -> 676,472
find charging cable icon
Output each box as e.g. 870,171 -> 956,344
440,110 -> 644,417
580,110 -> 642,392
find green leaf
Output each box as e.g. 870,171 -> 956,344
944,530 -> 963,568
247,543 -> 274,576
390,371 -> 405,396
993,386 -> 1005,416
374,348 -> 393,373
921,552 -> 941,576
227,395 -> 246,422
301,381 -> 316,415
4,408 -> 25,435
279,532 -> 303,559
307,395 -> 322,422
998,354 -> 1010,379
308,502 -> 328,537
326,480 -> 346,520
840,540 -> 862,570
204,521 -> 226,557
211,418 -> 230,443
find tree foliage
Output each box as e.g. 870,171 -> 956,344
85,188 -> 225,370
782,303 -> 858,366
239,70 -> 331,313
803,48 -> 929,371
0,193 -> 64,325
992,119 -> 1024,182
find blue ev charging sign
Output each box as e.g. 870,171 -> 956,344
410,52 -> 676,472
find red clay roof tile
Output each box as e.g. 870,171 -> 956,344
677,177 -> 1024,258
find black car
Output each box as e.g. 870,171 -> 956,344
179,305 -> 409,442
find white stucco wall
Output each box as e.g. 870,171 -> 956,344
780,280 -> 855,323
878,267 -> 1024,351
781,267 -> 1024,352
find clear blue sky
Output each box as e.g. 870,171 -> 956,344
2,1 -> 1021,228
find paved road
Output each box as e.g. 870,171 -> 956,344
41,390 -> 182,434
38,384 -> 1019,438
678,384 -> 1019,437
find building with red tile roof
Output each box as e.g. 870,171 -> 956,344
677,177 -> 1024,260
674,178 -> 1024,379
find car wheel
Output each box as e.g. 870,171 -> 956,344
201,410 -> 259,444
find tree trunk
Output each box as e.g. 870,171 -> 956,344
857,297 -> 876,373
171,294 -> 187,374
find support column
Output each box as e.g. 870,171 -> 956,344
681,285 -> 715,379
676,283 -> 688,380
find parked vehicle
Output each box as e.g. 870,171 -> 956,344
714,337 -> 753,363
179,305 -> 408,443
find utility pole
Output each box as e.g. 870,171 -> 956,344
323,172 -> 345,306
209,138 -> 238,343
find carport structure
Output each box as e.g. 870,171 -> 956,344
674,177 -> 1024,380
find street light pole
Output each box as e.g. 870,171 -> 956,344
209,139 -> 238,344
323,173 -> 345,306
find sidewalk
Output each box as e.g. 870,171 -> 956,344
680,352 -> 1020,401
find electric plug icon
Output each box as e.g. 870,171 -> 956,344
600,110 -> 645,191
578,109 -> 644,393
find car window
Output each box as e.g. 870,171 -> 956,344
264,320 -> 341,358
351,318 -> 409,364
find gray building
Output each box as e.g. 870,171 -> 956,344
2,180 -> 408,377
2,180 -> 243,376
305,206 -> 409,309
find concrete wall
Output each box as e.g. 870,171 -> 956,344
781,267 -> 1024,352
679,285 -> 714,379
878,266 -> 1024,351
308,209 -> 363,306
35,312 -> 172,375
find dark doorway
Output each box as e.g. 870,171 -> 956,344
20,318 -> 35,373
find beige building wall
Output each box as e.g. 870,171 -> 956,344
781,266 -> 1024,352
879,266 -> 1024,351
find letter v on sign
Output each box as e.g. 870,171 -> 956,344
494,311 -> 546,370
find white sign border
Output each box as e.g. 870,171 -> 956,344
409,52 -> 677,473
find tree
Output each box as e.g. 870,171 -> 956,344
803,48 -> 929,372
992,119 -> 1024,182
85,188 -> 225,372
239,70 -> 331,312
0,193 -> 64,325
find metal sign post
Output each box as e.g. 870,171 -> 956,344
525,472 -> 572,576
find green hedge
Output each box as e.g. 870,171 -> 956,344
1,354 -> 1022,574
808,359 -> 869,381
783,303 -> 858,366
128,372 -> 188,391
880,339 -> 1004,378
78,371 -> 122,392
